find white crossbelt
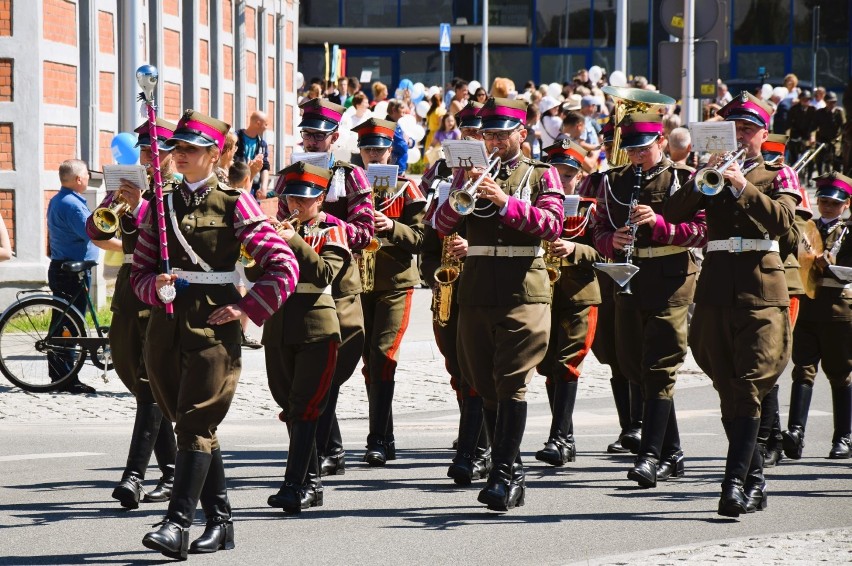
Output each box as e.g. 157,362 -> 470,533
819,279 -> 852,290
295,283 -> 332,294
173,269 -> 237,284
632,245 -> 687,259
123,254 -> 134,264
467,245 -> 545,258
706,238 -> 780,253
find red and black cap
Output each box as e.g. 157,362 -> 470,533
543,138 -> 587,169
279,161 -> 333,198
761,133 -> 788,164
719,91 -> 773,130
618,113 -> 663,149
134,118 -> 177,149
353,118 -> 396,149
455,101 -> 484,130
815,172 -> 852,202
479,97 -> 527,131
163,110 -> 230,151
299,99 -> 345,132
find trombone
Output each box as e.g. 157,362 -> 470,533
792,143 -> 826,173
695,147 -> 746,196
448,148 -> 501,216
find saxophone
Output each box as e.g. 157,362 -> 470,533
359,237 -> 381,293
543,240 -> 562,286
432,232 -> 462,326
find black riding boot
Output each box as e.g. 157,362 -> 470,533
364,381 -> 395,466
268,420 -> 319,514
301,441 -> 324,509
145,414 -> 177,502
143,450 -> 212,560
316,385 -> 346,476
448,396 -> 488,485
536,380 -> 578,466
744,443 -> 767,512
608,377 -> 632,453
718,417 -> 760,517
656,400 -> 685,481
478,400 -> 527,511
452,396 -> 462,449
113,403 -> 162,509
627,398 -> 671,488
829,384 -> 852,459
758,385 -> 784,467
621,382 -> 644,454
782,381 -> 813,459
189,448 -> 234,553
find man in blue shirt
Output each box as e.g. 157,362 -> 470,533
386,99 -> 410,173
234,111 -> 270,199
47,159 -> 98,394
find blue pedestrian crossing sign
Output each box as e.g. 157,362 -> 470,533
439,23 -> 451,52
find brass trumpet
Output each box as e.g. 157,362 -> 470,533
448,148 -> 501,216
92,191 -> 134,233
695,148 -> 746,196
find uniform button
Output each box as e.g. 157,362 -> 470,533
744,204 -> 750,209
184,225 -> 191,231
733,224 -> 739,228
733,211 -> 739,216
189,215 -> 194,219
182,255 -> 188,261
210,221 -> 215,225
497,238 -> 503,243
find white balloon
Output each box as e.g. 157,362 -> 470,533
409,124 -> 426,142
588,65 -> 603,84
772,86 -> 789,100
398,115 -> 417,137
373,100 -> 389,119
295,72 -> 305,90
609,70 -> 627,87
415,100 -> 431,118
411,82 -> 425,101
761,83 -> 773,100
547,82 -> 562,99
407,147 -> 421,164
468,80 -> 481,93
427,85 -> 441,98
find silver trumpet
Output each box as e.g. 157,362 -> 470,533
695,147 -> 746,196
448,148 -> 501,215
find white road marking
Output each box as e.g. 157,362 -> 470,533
0,452 -> 104,462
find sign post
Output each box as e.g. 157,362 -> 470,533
439,23 -> 451,93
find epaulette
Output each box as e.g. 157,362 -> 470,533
216,182 -> 242,196
332,160 -> 355,172
765,161 -> 785,172
672,162 -> 696,174
523,156 -> 551,169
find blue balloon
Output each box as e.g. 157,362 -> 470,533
111,132 -> 140,165
397,78 -> 414,93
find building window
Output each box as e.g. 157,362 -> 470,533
793,0 -> 848,44
489,0 -> 531,26
343,0 -> 397,28
733,0 -> 791,45
400,0 -> 452,27
400,50 -> 443,88
300,0 -> 339,26
486,48 -> 533,89
536,0 -> 593,48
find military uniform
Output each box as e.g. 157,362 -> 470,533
813,92 -> 845,175
87,118 -> 179,509
133,111 -> 298,558
434,97 -> 564,511
663,92 -> 800,517
782,174 -> 852,461
593,114 -> 704,489
261,162 -> 349,514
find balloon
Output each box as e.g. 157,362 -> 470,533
409,124 -> 426,143
415,100 -> 431,118
295,71 -> 305,90
588,65 -> 603,84
609,71 -> 627,87
111,132 -> 139,165
411,82 -> 425,102
397,115 -> 417,138
468,80 -> 481,93
761,83 -> 773,100
772,86 -> 789,100
397,78 -> 414,93
427,85 -> 441,98
373,100 -> 389,119
547,82 -> 562,100
407,147 -> 421,164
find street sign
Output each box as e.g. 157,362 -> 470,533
658,40 -> 720,101
660,0 -> 729,63
439,23 -> 451,52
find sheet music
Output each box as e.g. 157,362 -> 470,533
103,165 -> 148,192
290,151 -> 330,169
688,122 -> 738,154
366,164 -> 399,192
563,194 -> 581,217
442,140 -> 490,169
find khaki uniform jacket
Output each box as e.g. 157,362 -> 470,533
555,196 -> 602,306
371,178 -> 425,291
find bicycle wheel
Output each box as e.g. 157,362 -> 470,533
0,297 -> 87,392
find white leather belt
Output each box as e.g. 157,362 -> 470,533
467,245 -> 545,258
819,279 -> 852,290
123,254 -> 134,264
632,245 -> 687,259
295,283 -> 332,294
706,238 -> 780,254
173,270 -> 237,284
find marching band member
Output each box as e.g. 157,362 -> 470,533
664,92 -> 801,517
132,110 -> 298,558
262,162 -> 349,514
593,113 -> 705,489
353,118 -> 425,466
280,99 -> 375,477
433,97 -> 564,511
535,139 -> 602,466
87,119 -> 179,509
782,174 -> 852,461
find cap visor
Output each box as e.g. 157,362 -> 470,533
458,118 -> 482,129
281,184 -> 325,198
480,118 -> 522,131
162,132 -> 216,149
548,156 -> 581,169
815,187 -> 851,202
357,135 -> 392,148
298,118 -> 339,132
619,134 -> 659,149
135,135 -> 151,148
725,113 -> 766,128
761,151 -> 783,163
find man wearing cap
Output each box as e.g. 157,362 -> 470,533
535,139 -> 602,466
579,96 -> 602,150
814,91 -> 846,176
579,119 -> 644,454
282,98 -> 374,478
261,162 -> 349,514
593,113 -> 704,490
353,118 -> 425,467
787,90 -> 817,180
664,91 -> 801,517
133,110 -> 298,559
433,97 -> 565,511
782,173 -> 852,461
87,118 -> 179,509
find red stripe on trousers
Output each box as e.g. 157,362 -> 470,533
789,296 -> 799,329
302,341 -> 339,421
561,305 -> 599,382
381,288 -> 414,382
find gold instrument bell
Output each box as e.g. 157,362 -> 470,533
602,85 -> 675,168
433,232 -> 462,326
798,219 -> 824,299
92,192 -> 134,233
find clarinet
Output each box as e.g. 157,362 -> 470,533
618,165 -> 643,296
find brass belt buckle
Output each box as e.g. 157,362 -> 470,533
729,237 -> 743,254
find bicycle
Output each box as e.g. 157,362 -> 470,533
0,259 -> 114,392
